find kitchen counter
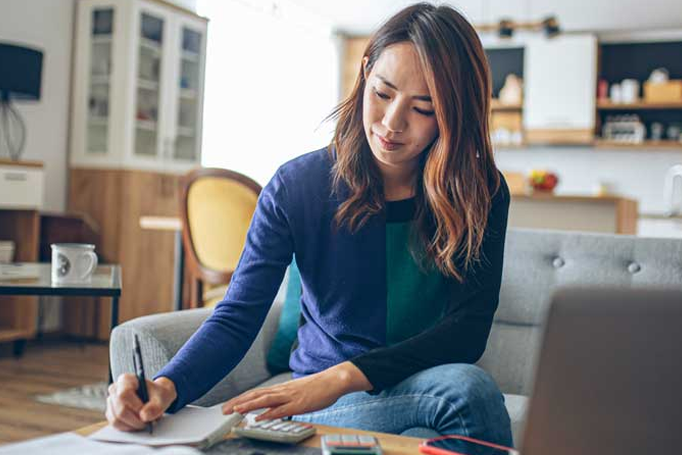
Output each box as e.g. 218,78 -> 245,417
509,192 -> 638,234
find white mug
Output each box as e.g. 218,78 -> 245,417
51,243 -> 98,284
620,79 -> 640,104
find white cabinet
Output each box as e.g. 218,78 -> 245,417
523,34 -> 597,144
70,0 -> 207,173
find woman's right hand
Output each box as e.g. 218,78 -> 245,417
106,374 -> 177,431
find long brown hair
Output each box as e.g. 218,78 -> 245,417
328,2 -> 501,282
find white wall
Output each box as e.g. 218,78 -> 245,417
1,0 -> 75,212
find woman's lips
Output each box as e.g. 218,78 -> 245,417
376,133 -> 403,151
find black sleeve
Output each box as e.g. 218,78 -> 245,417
350,176 -> 510,394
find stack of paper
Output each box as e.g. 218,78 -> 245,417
0,433 -> 201,455
90,405 -> 244,449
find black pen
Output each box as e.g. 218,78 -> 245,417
133,334 -> 153,434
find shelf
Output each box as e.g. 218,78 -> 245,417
88,116 -> 109,126
597,100 -> 682,110
491,99 -> 522,111
181,50 -> 200,62
493,143 -> 528,149
91,75 -> 110,85
92,35 -> 113,45
136,119 -> 157,131
139,37 -> 161,54
179,88 -> 197,100
137,78 -> 160,91
594,139 -> 682,150
177,126 -> 195,137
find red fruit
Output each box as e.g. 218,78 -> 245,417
543,174 -> 558,190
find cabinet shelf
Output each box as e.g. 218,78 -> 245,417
136,119 -> 157,131
137,78 -> 160,90
179,88 -> 197,99
491,99 -> 522,111
181,50 -> 200,62
139,37 -> 161,54
88,116 -> 109,126
177,126 -> 195,137
493,142 -> 528,149
92,35 -> 113,45
597,100 -> 682,110
91,75 -> 110,85
594,139 -> 682,150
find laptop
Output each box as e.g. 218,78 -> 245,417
521,287 -> 682,455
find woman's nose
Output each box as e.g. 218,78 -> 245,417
382,101 -> 407,133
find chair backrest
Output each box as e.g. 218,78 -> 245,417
180,168 -> 261,308
477,228 -> 682,396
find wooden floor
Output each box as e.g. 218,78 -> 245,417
0,340 -> 109,445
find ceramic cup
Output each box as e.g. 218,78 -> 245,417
620,79 -> 640,104
51,243 -> 98,284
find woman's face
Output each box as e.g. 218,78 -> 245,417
362,42 -> 439,176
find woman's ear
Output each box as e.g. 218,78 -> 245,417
362,56 -> 369,80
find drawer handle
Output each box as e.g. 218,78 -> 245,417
4,172 -> 28,182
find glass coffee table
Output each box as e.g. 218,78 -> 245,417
0,263 -> 121,380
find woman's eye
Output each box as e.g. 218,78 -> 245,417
373,88 -> 390,100
414,108 -> 435,116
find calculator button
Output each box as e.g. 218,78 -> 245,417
279,423 -> 297,432
291,426 -> 306,434
342,435 -> 359,443
260,420 -> 277,429
271,422 -> 288,431
358,436 -> 376,443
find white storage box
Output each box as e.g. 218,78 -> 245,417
0,241 -> 15,263
0,161 -> 44,209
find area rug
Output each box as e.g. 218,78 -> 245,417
34,381 -> 108,412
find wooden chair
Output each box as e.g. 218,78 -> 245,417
180,168 -> 262,308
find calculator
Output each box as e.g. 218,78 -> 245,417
321,434 -> 382,455
233,417 -> 316,444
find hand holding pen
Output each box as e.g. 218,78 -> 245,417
133,334 -> 153,434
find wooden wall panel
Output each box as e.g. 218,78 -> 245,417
341,37 -> 369,100
117,171 -> 178,323
68,168 -> 181,339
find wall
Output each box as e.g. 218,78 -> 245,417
1,0 -> 75,333
1,0 -> 75,212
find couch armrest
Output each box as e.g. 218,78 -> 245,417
110,290 -> 285,407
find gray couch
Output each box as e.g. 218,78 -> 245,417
110,228 -> 682,444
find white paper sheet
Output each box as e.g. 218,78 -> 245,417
89,405 -> 243,448
0,433 -> 201,455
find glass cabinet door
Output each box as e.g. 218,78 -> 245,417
134,12 -> 164,158
87,8 -> 114,155
174,26 -> 203,161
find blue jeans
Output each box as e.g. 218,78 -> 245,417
291,364 -> 513,447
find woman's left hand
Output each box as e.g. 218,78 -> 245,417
221,361 -> 372,421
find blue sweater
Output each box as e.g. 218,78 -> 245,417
156,147 -> 510,412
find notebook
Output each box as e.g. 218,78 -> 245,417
89,405 -> 244,450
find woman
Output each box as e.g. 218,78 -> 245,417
107,2 -> 512,445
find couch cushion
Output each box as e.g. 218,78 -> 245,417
504,393 -> 528,448
266,259 -> 302,373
